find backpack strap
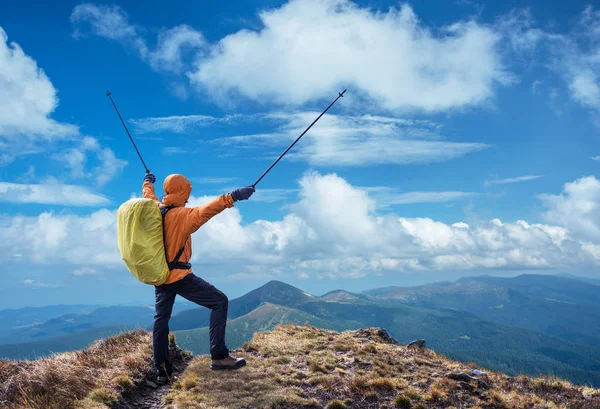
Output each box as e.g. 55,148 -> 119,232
159,205 -> 192,271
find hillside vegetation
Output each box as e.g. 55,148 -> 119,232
3,325 -> 599,408
174,281 -> 600,386
169,324 -> 600,409
4,275 -> 600,389
366,274 -> 600,346
0,330 -> 190,409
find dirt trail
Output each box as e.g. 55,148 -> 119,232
113,380 -> 173,409
113,343 -> 192,409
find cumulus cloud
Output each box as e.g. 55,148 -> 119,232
2,173 -> 599,280
0,27 -> 78,163
71,1 -> 600,124
0,209 -> 120,266
70,3 -> 205,74
53,137 -> 127,187
72,1 -> 512,112
0,28 -> 77,140
540,176 -> 600,243
0,25 -> 128,181
0,182 -> 109,206
189,0 -> 511,111
150,25 -> 205,73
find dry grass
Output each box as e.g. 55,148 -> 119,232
3,325 -> 600,409
0,330 -> 156,409
170,324 -> 600,409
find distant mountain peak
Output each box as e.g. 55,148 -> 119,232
249,280 -> 315,306
320,289 -> 372,304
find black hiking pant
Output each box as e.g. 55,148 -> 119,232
153,273 -> 229,372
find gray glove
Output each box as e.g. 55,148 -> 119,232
231,186 -> 255,201
144,172 -> 156,184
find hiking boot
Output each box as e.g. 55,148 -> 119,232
210,355 -> 247,370
156,370 -> 177,386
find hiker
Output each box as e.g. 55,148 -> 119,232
142,172 -> 255,384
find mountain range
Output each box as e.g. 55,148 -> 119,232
2,273 -> 600,386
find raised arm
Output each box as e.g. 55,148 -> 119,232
142,172 -> 161,205
185,186 -> 255,234
185,194 -> 235,234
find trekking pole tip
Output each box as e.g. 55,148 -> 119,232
106,90 -> 111,97
340,89 -> 347,97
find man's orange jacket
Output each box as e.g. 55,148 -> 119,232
143,174 -> 234,284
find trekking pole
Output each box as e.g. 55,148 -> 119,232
252,89 -> 346,187
106,90 -> 150,173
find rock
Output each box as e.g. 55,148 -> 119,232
447,372 -> 474,383
376,328 -> 399,344
354,328 -> 399,344
407,339 -> 426,349
446,372 -> 489,389
472,369 -> 487,377
459,381 -> 475,392
145,380 -> 158,389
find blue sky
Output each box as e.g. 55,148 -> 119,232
1,0 -> 599,308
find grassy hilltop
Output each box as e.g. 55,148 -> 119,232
2,325 -> 600,408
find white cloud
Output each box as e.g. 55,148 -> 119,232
149,25 -> 205,73
0,27 -> 78,162
131,113 -> 257,134
540,176 -> 600,243
189,0 -> 511,112
161,146 -> 188,156
485,175 -> 543,187
1,209 -> 120,266
23,279 -> 63,288
70,3 -> 205,74
569,69 -> 600,109
72,267 -> 98,276
250,188 -> 297,203
3,173 -> 599,280
562,6 -> 600,112
71,3 -> 140,41
0,182 -> 109,206
592,155 -> 600,161
95,145 -> 128,187
496,9 -> 545,55
494,7 -> 600,117
54,137 -> 127,187
16,166 -> 36,183
277,114 -> 490,166
0,25 -> 128,180
138,112 -> 489,166
520,6 -> 600,121
70,2 -> 148,62
374,190 -> 474,206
